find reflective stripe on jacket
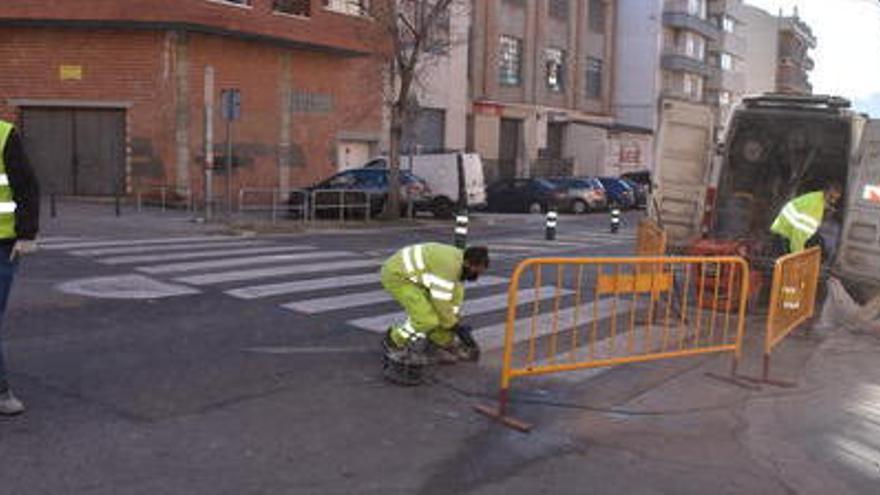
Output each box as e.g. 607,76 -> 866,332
0,121 -> 18,239
770,191 -> 824,253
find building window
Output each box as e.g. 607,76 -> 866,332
719,52 -> 734,71
683,32 -> 705,60
721,15 -> 735,33
687,0 -> 706,19
589,0 -> 606,33
586,57 -> 603,99
323,0 -> 369,16
499,35 -> 523,86
213,0 -> 252,5
549,0 -> 569,20
545,48 -> 566,92
274,0 -> 310,16
683,73 -> 703,100
719,90 -> 732,106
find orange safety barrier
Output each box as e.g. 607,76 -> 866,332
475,256 -> 751,432
756,247 -> 821,386
635,218 -> 667,256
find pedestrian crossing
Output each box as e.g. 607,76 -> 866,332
42,233 -> 645,369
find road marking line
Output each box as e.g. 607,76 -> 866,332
226,273 -> 379,299
348,285 -> 571,332
176,259 -> 381,285
41,236 -> 251,250
101,245 -> 314,265
138,250 -> 353,274
74,240 -> 275,257
282,276 -> 509,314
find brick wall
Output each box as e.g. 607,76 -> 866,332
0,25 -> 384,197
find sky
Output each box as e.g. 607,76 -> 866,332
744,0 -> 880,117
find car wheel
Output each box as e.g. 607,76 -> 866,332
431,197 -> 455,219
528,202 -> 544,214
573,200 -> 588,214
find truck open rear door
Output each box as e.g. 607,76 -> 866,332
651,99 -> 715,247
837,119 -> 880,287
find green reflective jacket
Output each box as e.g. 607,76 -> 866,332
770,191 -> 825,253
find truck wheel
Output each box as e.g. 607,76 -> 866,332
528,202 -> 544,214
573,200 -> 588,214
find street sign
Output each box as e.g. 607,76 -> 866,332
863,184 -> 880,204
221,89 -> 241,121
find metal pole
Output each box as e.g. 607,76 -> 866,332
545,210 -> 557,241
611,208 -> 621,233
454,211 -> 469,248
50,192 -> 57,218
271,189 -> 278,224
161,187 -> 167,212
226,119 -> 233,216
115,194 -> 121,217
204,66 -> 215,222
137,191 -> 143,212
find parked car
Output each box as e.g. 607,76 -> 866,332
546,177 -> 608,213
485,178 -> 567,214
363,153 -> 487,218
289,168 -> 431,218
596,177 -> 637,209
621,170 -> 651,208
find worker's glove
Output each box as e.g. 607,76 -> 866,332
454,324 -> 480,362
10,240 -> 37,261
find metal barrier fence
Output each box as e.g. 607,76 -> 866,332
237,188 -> 308,222
636,218 -> 667,256
310,189 -> 374,222
475,255 -> 751,431
757,247 -> 821,386
136,185 -> 193,212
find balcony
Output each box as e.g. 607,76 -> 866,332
662,53 -> 712,77
663,12 -> 720,40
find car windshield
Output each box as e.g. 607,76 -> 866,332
534,179 -> 559,190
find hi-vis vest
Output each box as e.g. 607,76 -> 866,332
770,191 -> 824,253
383,243 -> 465,328
0,121 -> 17,239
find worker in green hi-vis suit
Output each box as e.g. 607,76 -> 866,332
380,242 -> 489,386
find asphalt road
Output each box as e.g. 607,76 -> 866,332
2,204 -> 878,494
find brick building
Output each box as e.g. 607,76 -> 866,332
0,0 -> 384,202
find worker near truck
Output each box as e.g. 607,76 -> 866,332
380,243 -> 489,386
769,181 -> 843,256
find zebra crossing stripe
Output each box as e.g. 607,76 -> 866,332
226,273 -> 378,299
473,298 -> 641,353
40,236 -> 251,251
282,276 -> 509,314
137,251 -> 353,275
348,285 -> 571,332
73,240 -> 274,257
101,245 -> 314,265
176,259 -> 381,285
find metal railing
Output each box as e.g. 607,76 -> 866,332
237,187 -> 308,223
135,185 -> 193,212
235,187 -> 418,223
475,255 -> 751,432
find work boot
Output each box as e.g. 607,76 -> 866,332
0,390 -> 25,416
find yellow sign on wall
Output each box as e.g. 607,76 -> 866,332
59,65 -> 83,81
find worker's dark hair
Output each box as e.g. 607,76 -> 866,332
824,181 -> 843,193
464,246 -> 489,268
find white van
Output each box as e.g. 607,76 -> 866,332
363,152 -> 487,218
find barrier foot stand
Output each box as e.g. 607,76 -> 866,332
473,390 -> 533,433
736,355 -> 797,389
705,358 -> 762,391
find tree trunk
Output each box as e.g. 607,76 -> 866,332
386,103 -> 403,220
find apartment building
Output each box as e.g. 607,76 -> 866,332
0,0 -> 384,199
742,5 -> 817,96
468,0 -> 620,182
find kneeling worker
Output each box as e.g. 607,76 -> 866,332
381,243 -> 489,385
770,181 -> 842,255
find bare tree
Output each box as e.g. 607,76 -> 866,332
368,0 -> 458,219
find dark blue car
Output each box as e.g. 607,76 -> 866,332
597,177 -> 636,209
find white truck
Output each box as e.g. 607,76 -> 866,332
652,94 -> 880,296
363,152 -> 487,218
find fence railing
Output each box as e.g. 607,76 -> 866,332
135,185 -> 194,212
475,255 -> 751,431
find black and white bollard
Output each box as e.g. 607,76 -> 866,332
610,208 -> 621,233
545,210 -> 558,241
454,211 -> 469,248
